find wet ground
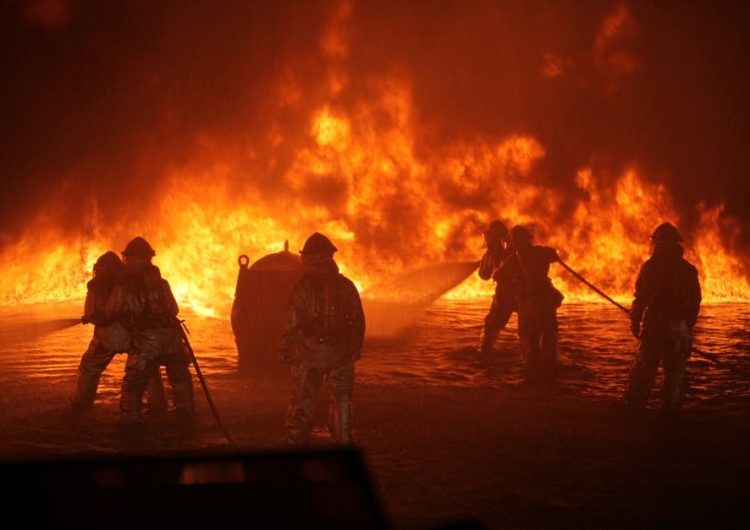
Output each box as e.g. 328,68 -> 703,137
1,299 -> 750,529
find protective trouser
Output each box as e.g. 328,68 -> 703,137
327,361 -> 355,444
119,328 -> 194,425
72,340 -> 166,411
478,293 -> 514,354
624,322 -> 691,412
517,308 -> 558,380
285,358 -> 355,445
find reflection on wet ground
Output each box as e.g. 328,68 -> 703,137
2,300 -> 747,416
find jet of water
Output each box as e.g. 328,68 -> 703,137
363,260 -> 479,337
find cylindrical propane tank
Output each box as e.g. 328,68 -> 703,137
231,242 -> 302,378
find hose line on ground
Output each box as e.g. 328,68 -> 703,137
557,259 -> 721,367
178,319 -> 239,450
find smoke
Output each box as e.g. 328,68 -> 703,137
2,0 -> 750,279
1,1 -> 309,237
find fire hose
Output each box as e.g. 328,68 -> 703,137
177,319 -> 239,449
557,259 -> 722,367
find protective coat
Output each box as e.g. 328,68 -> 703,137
477,243 -> 515,354
625,241 -> 702,412
503,243 -> 562,379
71,265 -> 165,410
106,260 -> 194,425
279,253 -> 365,445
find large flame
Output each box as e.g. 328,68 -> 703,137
1,0 -> 749,317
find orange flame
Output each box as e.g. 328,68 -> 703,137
1,1 -> 749,317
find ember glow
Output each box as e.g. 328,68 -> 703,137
2,0 -> 750,317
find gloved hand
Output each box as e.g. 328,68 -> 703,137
630,321 -> 641,339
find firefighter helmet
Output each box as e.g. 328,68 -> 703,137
484,220 -> 508,242
93,251 -> 123,274
122,236 -> 156,258
650,222 -> 683,244
300,232 -> 338,255
506,225 -> 533,248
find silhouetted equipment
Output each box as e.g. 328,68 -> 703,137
231,242 -> 302,378
1,448 -> 387,530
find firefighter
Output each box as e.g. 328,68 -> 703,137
622,222 -> 702,417
279,232 -> 366,445
503,225 -> 563,382
477,219 -> 515,355
105,237 -> 195,435
70,251 -> 166,414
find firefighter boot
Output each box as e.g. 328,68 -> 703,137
70,376 -> 99,411
477,330 -> 498,356
328,396 -> 353,445
144,369 -> 168,417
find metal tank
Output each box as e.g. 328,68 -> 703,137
231,241 -> 302,379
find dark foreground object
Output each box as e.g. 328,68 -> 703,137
2,448 -> 387,530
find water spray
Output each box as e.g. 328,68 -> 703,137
0,316 -> 84,347
363,260 -> 479,337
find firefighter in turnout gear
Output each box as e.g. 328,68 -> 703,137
105,237 -> 195,434
477,219 -> 516,355
623,222 -> 702,416
279,232 -> 366,445
503,225 -> 564,382
70,251 -> 166,412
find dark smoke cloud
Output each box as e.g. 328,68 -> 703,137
2,0 -> 750,249
0,0 -> 328,242
352,0 -> 750,233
